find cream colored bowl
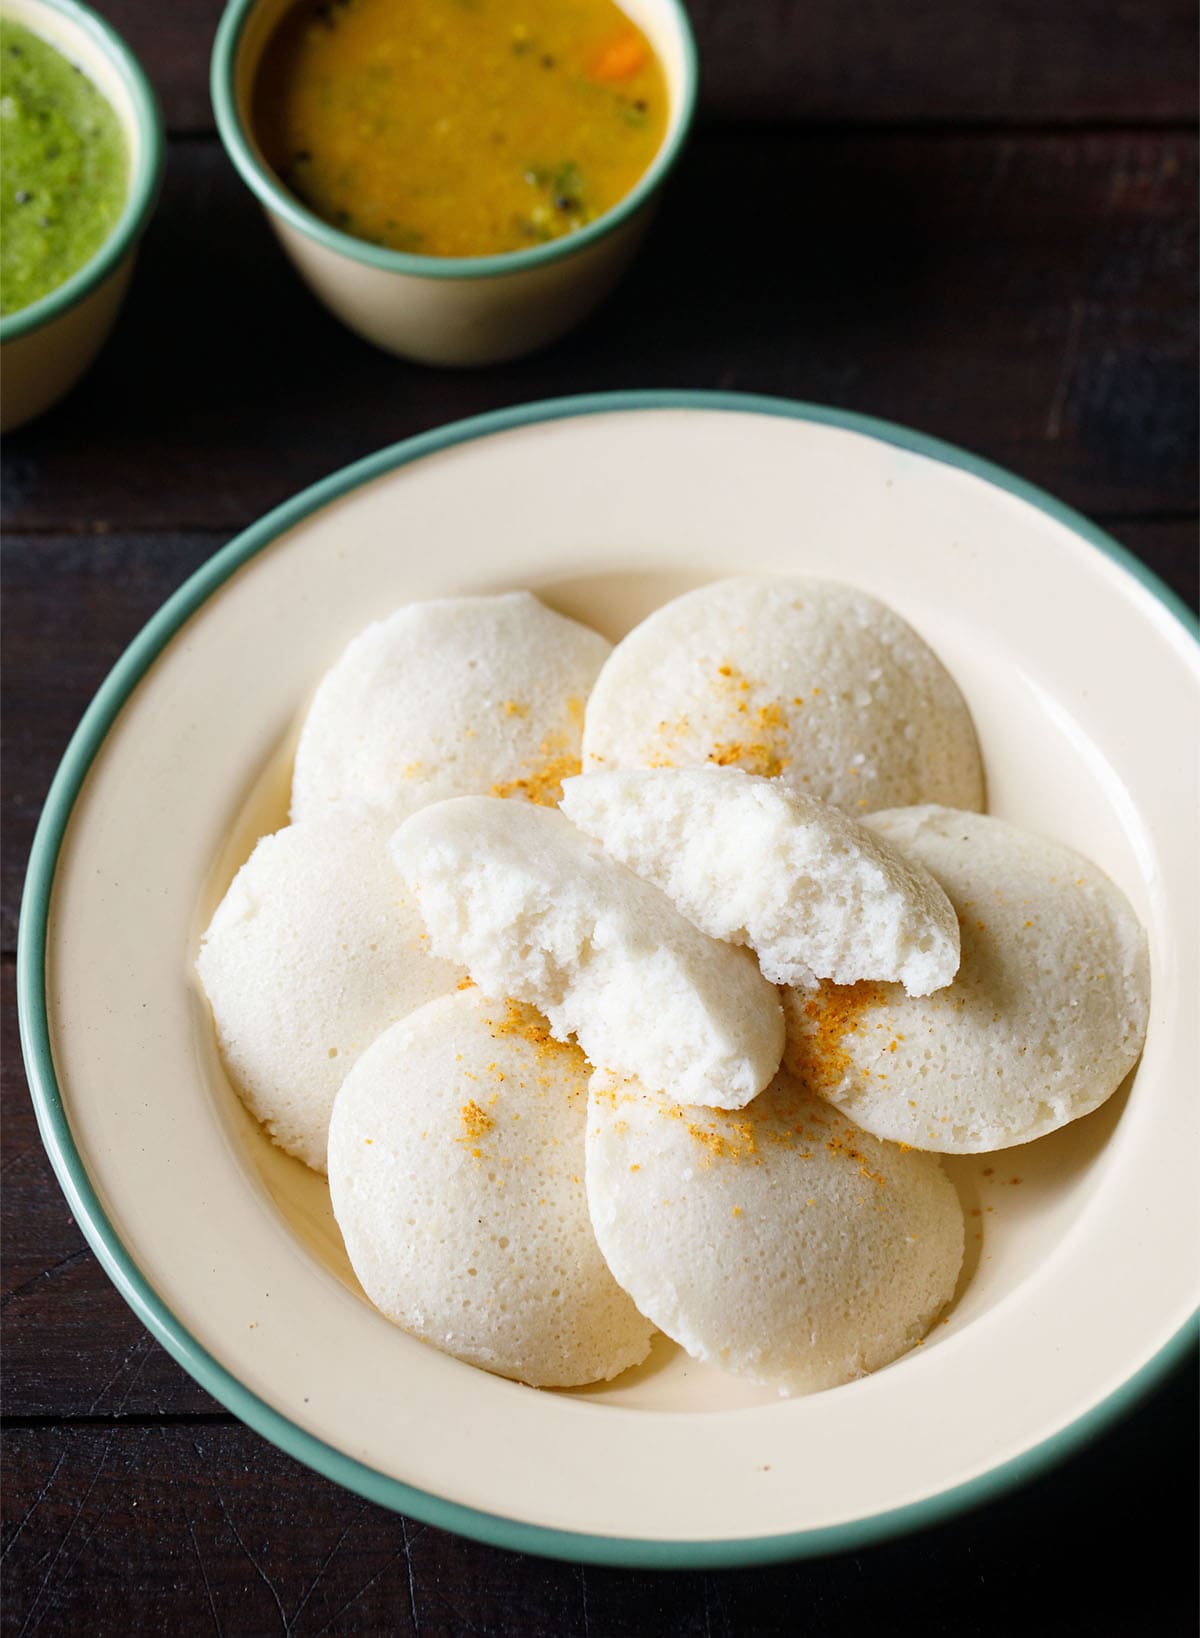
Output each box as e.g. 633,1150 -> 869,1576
0,0 -> 163,433
19,395 -> 1199,1564
210,0 -> 697,366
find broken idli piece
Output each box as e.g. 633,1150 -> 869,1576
586,1069 -> 963,1395
782,806 -> 1151,1153
196,816 -> 464,1173
291,591 -> 611,828
328,991 -> 656,1387
392,796 -> 785,1111
560,766 -> 960,995
581,576 -> 984,815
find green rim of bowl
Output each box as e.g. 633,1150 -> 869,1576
17,391 -> 1200,1567
0,0 -> 164,342
211,0 -> 698,281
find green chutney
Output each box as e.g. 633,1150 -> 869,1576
0,19 -> 128,317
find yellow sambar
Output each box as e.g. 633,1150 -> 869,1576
253,0 -> 669,259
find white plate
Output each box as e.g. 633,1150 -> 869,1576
19,392 -> 1199,1566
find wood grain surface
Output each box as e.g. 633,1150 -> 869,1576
68,0 -> 1200,132
2,0 -> 1196,1632
2,1376 -> 1196,1636
4,133 -> 1196,531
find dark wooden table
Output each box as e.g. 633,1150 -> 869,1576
3,2 -> 1197,1631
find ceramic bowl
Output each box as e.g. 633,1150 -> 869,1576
210,0 -> 697,366
19,394 -> 1199,1565
0,0 -> 163,433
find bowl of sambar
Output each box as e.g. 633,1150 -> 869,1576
212,0 -> 697,365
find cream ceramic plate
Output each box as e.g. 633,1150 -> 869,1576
19,393 -> 1200,1565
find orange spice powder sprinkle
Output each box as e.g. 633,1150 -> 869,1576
705,665 -> 794,777
643,663 -> 798,777
484,1000 -> 590,1083
458,1100 -> 494,1142
824,1126 -> 886,1186
489,738 -> 581,806
792,979 -> 888,1093
653,1088 -> 884,1184
488,697 -> 586,807
684,1114 -> 759,1164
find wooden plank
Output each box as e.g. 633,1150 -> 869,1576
1,132 -> 1193,534
3,1361 -> 1196,1634
1,961 -> 222,1419
1112,514 -> 1199,611
96,0 -> 1199,134
1,534 -> 227,953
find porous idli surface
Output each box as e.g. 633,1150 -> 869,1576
196,817 -> 464,1172
392,797 -> 784,1110
291,592 -> 612,827
581,576 -> 984,814
561,766 -> 960,995
328,991 -> 655,1387
783,806 -> 1151,1152
586,1069 -> 963,1394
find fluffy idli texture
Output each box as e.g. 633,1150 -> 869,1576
586,1069 -> 963,1394
783,807 -> 1151,1152
392,797 -> 784,1110
328,991 -> 656,1387
560,766 -> 960,994
196,817 -> 464,1172
582,576 -> 984,814
291,592 -> 612,827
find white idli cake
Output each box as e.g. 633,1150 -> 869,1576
560,766 -> 960,994
586,1069 -> 964,1395
196,817 -> 464,1172
783,807 -> 1151,1153
581,576 -> 984,814
392,797 -> 784,1110
328,991 -> 656,1387
291,592 -> 611,827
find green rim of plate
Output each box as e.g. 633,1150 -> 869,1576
0,0 -> 164,342
17,391 -> 1200,1567
210,0 -> 698,281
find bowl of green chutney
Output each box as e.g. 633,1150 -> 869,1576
0,0 -> 163,431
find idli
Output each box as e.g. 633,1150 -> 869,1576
328,991 -> 656,1387
561,766 -> 960,994
196,816 -> 464,1172
392,797 -> 785,1110
586,1069 -> 964,1394
783,806 -> 1151,1152
291,592 -> 611,827
581,576 -> 984,814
